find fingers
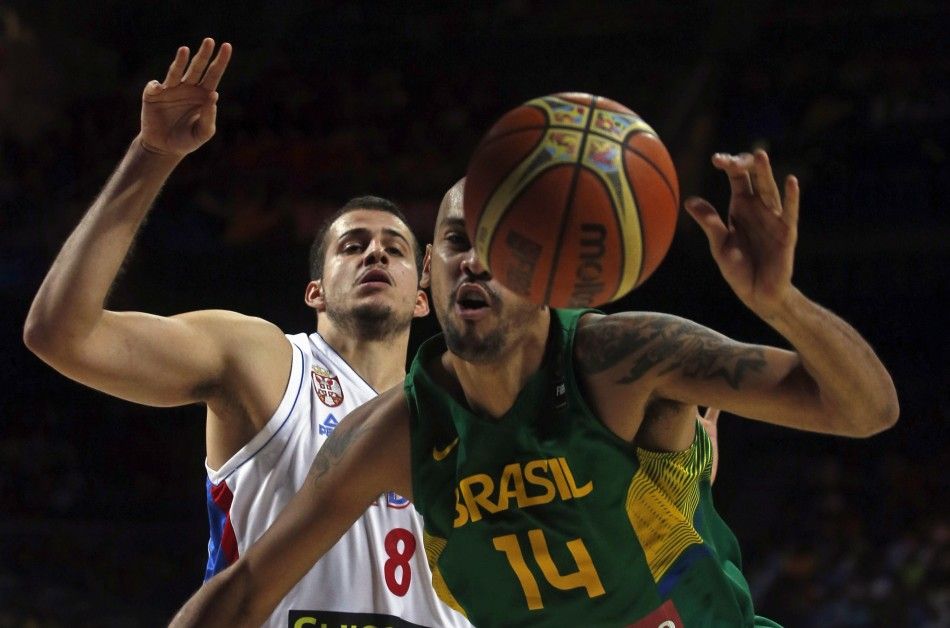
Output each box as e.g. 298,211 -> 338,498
163,46 -> 190,86
684,196 -> 728,252
783,175 -> 800,228
749,150 -> 783,214
714,149 -> 800,230
181,37 -> 216,85
712,152 -> 754,197
200,42 -> 232,91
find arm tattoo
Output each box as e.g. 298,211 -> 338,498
576,315 -> 766,389
310,421 -> 372,482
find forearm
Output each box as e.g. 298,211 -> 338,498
170,562 -> 259,628
764,287 -> 899,436
172,397 -> 406,627
25,138 -> 182,347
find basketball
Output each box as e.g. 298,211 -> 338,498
463,92 -> 679,307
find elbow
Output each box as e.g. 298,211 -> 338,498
846,384 -> 900,438
23,315 -> 70,364
23,315 -> 54,358
870,386 -> 900,436
23,308 -> 87,364
868,375 -> 900,436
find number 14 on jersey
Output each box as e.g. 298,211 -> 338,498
493,528 -> 605,610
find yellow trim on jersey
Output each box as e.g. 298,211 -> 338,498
624,424 -> 713,582
422,530 -> 468,617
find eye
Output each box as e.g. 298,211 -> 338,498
342,242 -> 364,254
445,231 -> 469,248
386,246 -> 404,256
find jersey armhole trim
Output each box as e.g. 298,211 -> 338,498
206,339 -> 306,484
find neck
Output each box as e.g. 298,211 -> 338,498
444,309 -> 551,419
317,320 -> 410,392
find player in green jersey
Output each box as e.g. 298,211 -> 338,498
172,151 -> 898,627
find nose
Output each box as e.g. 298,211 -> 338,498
460,248 -> 491,281
363,238 -> 388,265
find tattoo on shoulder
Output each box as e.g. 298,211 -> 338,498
576,315 -> 766,389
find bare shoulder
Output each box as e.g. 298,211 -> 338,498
574,311 -> 761,446
179,310 -> 292,436
574,311 -> 695,378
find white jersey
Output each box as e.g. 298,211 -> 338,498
205,332 -> 471,628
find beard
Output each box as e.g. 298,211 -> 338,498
325,300 -> 413,342
437,288 -> 542,364
443,318 -> 507,363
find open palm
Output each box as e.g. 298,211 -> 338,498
140,38 -> 232,158
684,150 -> 800,319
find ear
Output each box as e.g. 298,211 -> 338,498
419,243 -> 432,289
413,288 -> 430,319
304,279 -> 325,312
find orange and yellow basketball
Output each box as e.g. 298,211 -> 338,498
463,92 -> 679,307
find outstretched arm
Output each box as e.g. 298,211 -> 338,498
21,39 -> 278,409
577,151 -> 897,447
170,387 -> 413,627
682,150 -> 898,435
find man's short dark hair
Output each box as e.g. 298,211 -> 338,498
308,195 -> 423,281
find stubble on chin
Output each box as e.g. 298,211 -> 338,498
326,302 -> 412,342
441,299 -> 545,363
442,316 -> 506,363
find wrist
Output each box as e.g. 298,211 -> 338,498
759,286 -> 809,329
133,134 -> 186,163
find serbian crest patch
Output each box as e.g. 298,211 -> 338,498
311,366 -> 344,407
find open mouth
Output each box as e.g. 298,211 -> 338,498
456,283 -> 491,312
359,269 -> 392,286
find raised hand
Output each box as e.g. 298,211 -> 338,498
139,38 -> 232,158
684,150 -> 800,320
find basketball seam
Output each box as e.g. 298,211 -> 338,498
484,165 -> 575,294
543,94 -> 597,305
475,103 -> 550,154
622,148 -> 649,291
477,125 -> 656,154
477,129 -> 549,271
623,144 -> 678,204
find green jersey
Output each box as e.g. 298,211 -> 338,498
405,308 -> 779,627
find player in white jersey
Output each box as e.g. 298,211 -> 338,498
205,328 -> 468,626
24,37 -> 470,628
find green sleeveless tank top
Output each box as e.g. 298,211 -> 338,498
406,308 -> 780,627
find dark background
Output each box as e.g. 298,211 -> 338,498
1,1 -> 947,626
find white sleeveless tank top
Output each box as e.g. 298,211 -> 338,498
204,332 -> 471,628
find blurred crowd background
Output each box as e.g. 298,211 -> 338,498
1,1 -> 947,626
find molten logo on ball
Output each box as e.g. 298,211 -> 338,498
464,92 -> 679,308
570,223 -> 608,307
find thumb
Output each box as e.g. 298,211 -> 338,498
684,196 -> 729,255
684,197 -> 727,243
195,91 -> 219,139
142,80 -> 164,99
